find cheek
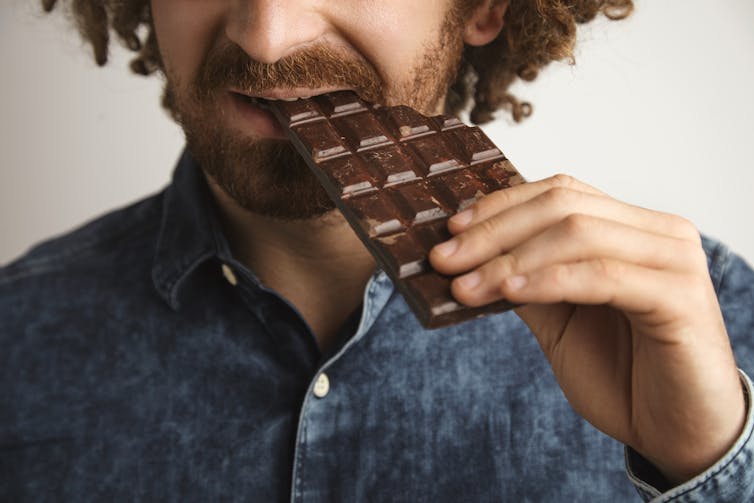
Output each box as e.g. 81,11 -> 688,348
151,0 -> 226,83
340,3 -> 453,86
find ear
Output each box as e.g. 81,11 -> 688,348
463,0 -> 509,47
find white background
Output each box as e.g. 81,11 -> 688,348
2,0 -> 754,266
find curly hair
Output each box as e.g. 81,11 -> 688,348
42,0 -> 633,124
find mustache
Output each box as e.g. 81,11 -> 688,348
194,42 -> 384,104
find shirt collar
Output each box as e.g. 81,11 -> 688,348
152,150 -> 227,310
150,150 -> 396,318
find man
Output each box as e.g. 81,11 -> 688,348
2,0 -> 752,501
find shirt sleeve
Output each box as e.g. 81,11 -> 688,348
625,370 -> 754,502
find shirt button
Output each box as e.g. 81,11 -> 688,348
221,263 -> 238,286
313,373 -> 330,398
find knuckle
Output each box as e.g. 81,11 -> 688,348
478,187 -> 512,213
548,173 -> 577,189
540,186 -> 574,208
677,240 -> 708,269
560,213 -> 593,237
668,215 -> 701,242
493,253 -> 519,276
594,258 -> 621,281
476,215 -> 504,238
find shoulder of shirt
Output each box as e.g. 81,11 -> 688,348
0,191 -> 165,288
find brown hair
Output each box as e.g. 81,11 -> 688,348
42,0 -> 633,124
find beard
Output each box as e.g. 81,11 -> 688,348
162,11 -> 465,220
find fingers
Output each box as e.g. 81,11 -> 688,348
432,175 -> 701,277
424,173 -> 710,313
448,175 -> 699,243
454,257 -> 691,319
446,174 -> 604,234
447,216 -> 705,308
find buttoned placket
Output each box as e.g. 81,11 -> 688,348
289,270 -> 394,503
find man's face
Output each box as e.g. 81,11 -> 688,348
151,0 -> 468,219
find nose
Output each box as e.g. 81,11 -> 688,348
225,0 -> 328,64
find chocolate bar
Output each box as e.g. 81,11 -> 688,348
267,91 -> 525,328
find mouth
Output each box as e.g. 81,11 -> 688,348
227,88 -> 354,139
226,91 -> 296,139
230,87 -> 356,103
230,92 -> 303,107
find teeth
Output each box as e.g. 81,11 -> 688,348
252,97 -> 298,102
235,93 -> 308,103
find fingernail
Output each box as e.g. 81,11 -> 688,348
457,271 -> 481,290
505,275 -> 528,291
450,209 -> 473,227
433,239 -> 459,258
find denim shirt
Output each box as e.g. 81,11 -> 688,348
2,151 -> 753,502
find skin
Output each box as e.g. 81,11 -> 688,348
150,0 -> 480,344
150,0 -> 745,487
430,175 -> 745,482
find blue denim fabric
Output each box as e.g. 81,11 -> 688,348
2,151 -> 753,502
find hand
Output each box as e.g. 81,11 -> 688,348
429,174 -> 746,484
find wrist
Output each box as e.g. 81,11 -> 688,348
639,371 -> 750,485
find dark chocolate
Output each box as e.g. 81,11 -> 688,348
267,91 -> 525,328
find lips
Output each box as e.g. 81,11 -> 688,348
231,92 -> 299,106
230,86 -> 357,103
226,91 -> 289,139
226,88 -> 357,139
